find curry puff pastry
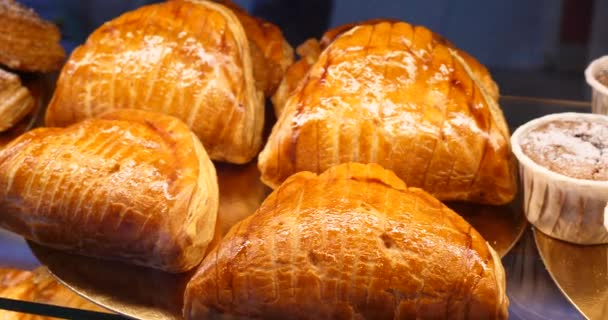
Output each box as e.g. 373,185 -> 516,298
46,0 -> 293,164
185,163 -> 508,319
0,109 -> 218,272
260,20 -> 516,205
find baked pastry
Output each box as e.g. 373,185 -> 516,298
219,0 -> 294,96
0,109 -> 219,272
0,68 -> 34,132
0,267 -> 107,318
0,0 -> 65,72
45,0 -> 293,164
511,112 -> 608,244
259,20 -> 516,205
272,38 -> 321,116
272,20 -> 499,118
184,163 -> 508,319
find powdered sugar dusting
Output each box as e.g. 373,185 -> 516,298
520,119 -> 608,181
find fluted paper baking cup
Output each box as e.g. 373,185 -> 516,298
585,55 -> 608,115
511,113 -> 608,244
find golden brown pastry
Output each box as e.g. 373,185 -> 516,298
0,109 -> 218,272
260,20 -> 516,205
0,0 -> 65,72
184,163 -> 508,320
0,267 -> 108,319
46,0 -> 293,164
218,0 -> 294,96
272,39 -> 321,116
0,68 -> 34,132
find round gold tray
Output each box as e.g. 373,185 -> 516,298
28,167 -> 527,320
534,229 -> 608,320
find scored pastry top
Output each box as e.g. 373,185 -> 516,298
45,0 -> 279,164
185,163 -> 508,319
260,20 -> 516,205
0,109 -> 218,272
0,0 -> 66,72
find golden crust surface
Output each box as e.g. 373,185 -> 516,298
219,0 -> 294,96
272,39 -> 321,117
0,109 -> 218,272
260,21 -> 516,205
0,0 -> 65,72
46,0 -> 264,164
185,163 -> 508,319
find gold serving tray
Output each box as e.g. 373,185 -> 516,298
28,162 -> 527,320
534,229 -> 608,320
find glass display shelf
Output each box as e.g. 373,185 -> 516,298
0,96 -> 602,320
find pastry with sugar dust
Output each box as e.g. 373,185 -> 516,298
0,109 -> 218,272
184,163 -> 508,319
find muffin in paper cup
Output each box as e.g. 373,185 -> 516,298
511,112 -> 608,245
585,55 -> 608,115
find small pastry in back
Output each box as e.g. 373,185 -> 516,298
218,0 -> 294,96
272,38 -> 321,117
0,0 -> 65,72
0,109 -> 219,272
184,163 -> 508,319
46,0 -> 293,164
259,20 -> 516,204
0,68 -> 34,132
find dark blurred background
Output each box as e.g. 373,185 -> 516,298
22,0 -> 608,101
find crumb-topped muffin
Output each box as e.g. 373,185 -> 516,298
512,113 -> 608,245
520,119 -> 608,181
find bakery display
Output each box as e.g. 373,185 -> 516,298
185,163 -> 508,319
511,113 -> 608,244
0,109 -> 219,272
0,3 -> 548,318
0,0 -> 65,72
0,267 -> 107,318
0,68 -> 34,132
45,0 -> 293,164
259,20 -> 517,205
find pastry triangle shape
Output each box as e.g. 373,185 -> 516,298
259,21 -> 516,204
185,163 -> 508,319
46,0 -> 292,164
0,109 -> 218,272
